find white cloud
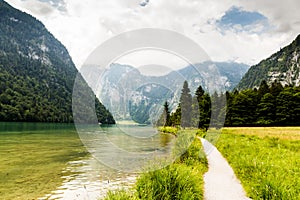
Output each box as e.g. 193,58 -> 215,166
116,49 -> 190,73
6,0 -> 56,16
238,0 -> 300,33
5,0 -> 300,68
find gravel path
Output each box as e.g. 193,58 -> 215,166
200,138 -> 251,200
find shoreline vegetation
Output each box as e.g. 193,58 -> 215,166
104,126 -> 300,200
104,128 -> 208,200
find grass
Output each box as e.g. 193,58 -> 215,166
216,127 -> 300,200
0,123 -> 88,199
104,189 -> 138,200
136,164 -> 203,200
104,129 -> 208,200
158,126 -> 178,135
222,127 -> 300,140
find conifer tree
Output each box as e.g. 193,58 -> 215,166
179,81 -> 192,128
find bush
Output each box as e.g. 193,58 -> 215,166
136,164 -> 202,200
196,129 -> 206,138
158,126 -> 178,135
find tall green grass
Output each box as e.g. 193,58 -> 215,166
104,130 -> 208,200
216,128 -> 300,200
104,189 -> 138,200
136,164 -> 202,200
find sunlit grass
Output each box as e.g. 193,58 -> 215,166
216,127 -> 300,200
0,124 -> 88,199
104,189 -> 138,200
222,127 -> 300,140
158,126 -> 178,135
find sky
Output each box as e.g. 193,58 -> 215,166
5,0 -> 300,70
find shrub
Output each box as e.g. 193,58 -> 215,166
136,164 -> 202,200
158,126 -> 178,135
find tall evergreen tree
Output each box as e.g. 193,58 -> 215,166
225,91 -> 233,126
276,88 -> 294,125
191,96 -> 199,127
199,93 -> 211,130
230,89 -> 259,126
256,93 -> 276,125
163,101 -> 171,126
179,81 -> 192,128
270,80 -> 284,97
195,85 -> 205,102
170,105 -> 181,126
258,80 -> 270,98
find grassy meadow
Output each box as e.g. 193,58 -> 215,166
216,127 -> 300,200
0,123 -> 88,199
104,127 -> 300,200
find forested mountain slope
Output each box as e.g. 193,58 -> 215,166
237,34 -> 300,90
0,1 -> 115,123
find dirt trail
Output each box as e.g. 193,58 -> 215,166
200,138 -> 251,200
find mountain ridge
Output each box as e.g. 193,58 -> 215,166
236,34 -> 300,90
0,0 -> 115,123
99,62 -> 249,123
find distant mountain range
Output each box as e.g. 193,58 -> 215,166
98,62 -> 249,123
0,1 -> 115,123
5,0 -> 298,125
237,34 -> 300,90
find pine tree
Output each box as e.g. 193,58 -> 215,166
163,101 -> 171,126
170,105 -> 181,126
256,93 -> 276,125
270,80 -> 283,97
258,80 -> 270,98
194,85 -> 211,130
179,81 -> 192,128
156,101 -> 172,126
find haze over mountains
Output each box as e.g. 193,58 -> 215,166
100,32 -> 300,124
0,1 -> 115,123
99,62 -> 249,123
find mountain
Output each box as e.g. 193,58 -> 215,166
99,62 -> 249,124
178,62 -> 249,91
0,1 -> 115,124
237,34 -> 300,90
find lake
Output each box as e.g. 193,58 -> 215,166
0,122 -> 174,199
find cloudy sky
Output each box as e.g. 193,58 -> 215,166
6,0 -> 300,69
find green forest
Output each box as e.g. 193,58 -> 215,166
0,1 -> 115,124
160,80 -> 300,128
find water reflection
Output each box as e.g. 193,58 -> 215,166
76,124 -> 176,172
40,157 -> 137,200
41,125 -> 175,199
160,133 -> 172,147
